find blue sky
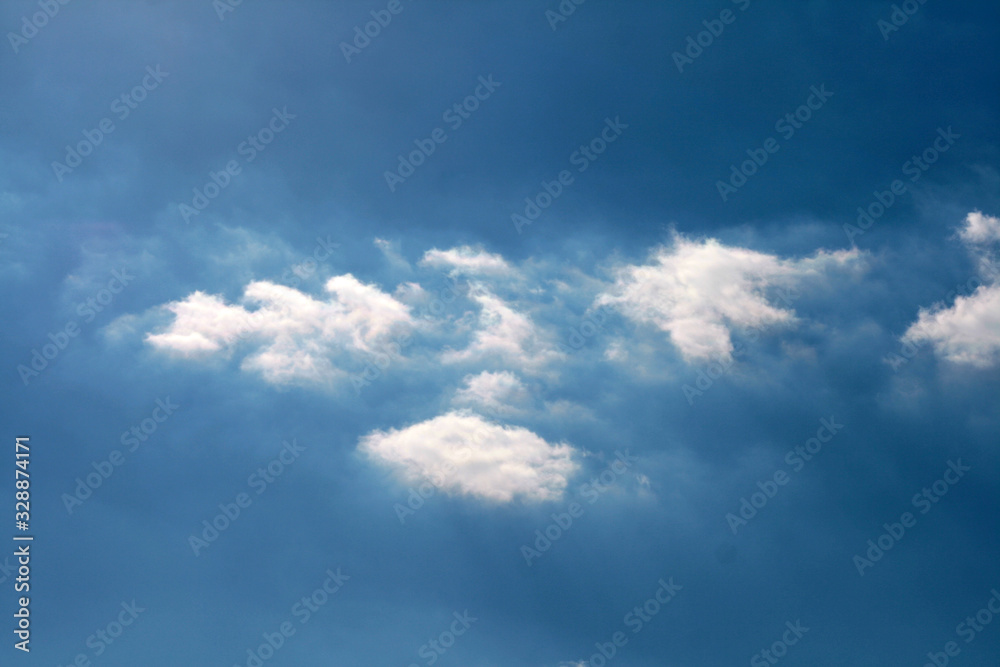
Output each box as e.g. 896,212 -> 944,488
2,1 -> 999,665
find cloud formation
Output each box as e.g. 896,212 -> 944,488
903,284 -> 1000,367
420,245 -> 515,277
358,411 -> 578,502
595,235 -> 860,361
958,211 -> 1000,246
903,211 -> 1000,367
145,275 -> 413,385
453,370 -> 532,416
138,237 -> 874,392
441,288 -> 564,370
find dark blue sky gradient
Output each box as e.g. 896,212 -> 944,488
1,1 -> 998,666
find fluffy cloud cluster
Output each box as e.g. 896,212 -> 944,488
358,411 -> 578,502
453,370 -> 531,416
145,275 -> 413,385
903,211 -> 1000,367
595,235 -> 859,361
958,211 -> 1000,246
135,236 -> 882,504
142,237 -> 866,381
904,285 -> 1000,367
442,289 -> 564,370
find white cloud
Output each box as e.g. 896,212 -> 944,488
145,291 -> 250,355
903,283 -> 1000,367
138,236 -> 867,382
453,370 -> 531,415
901,211 -> 1000,368
145,274 -> 413,385
420,245 -> 515,277
595,235 -> 859,362
441,288 -> 564,370
359,411 -> 578,502
604,339 -> 628,362
958,211 -> 1000,246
